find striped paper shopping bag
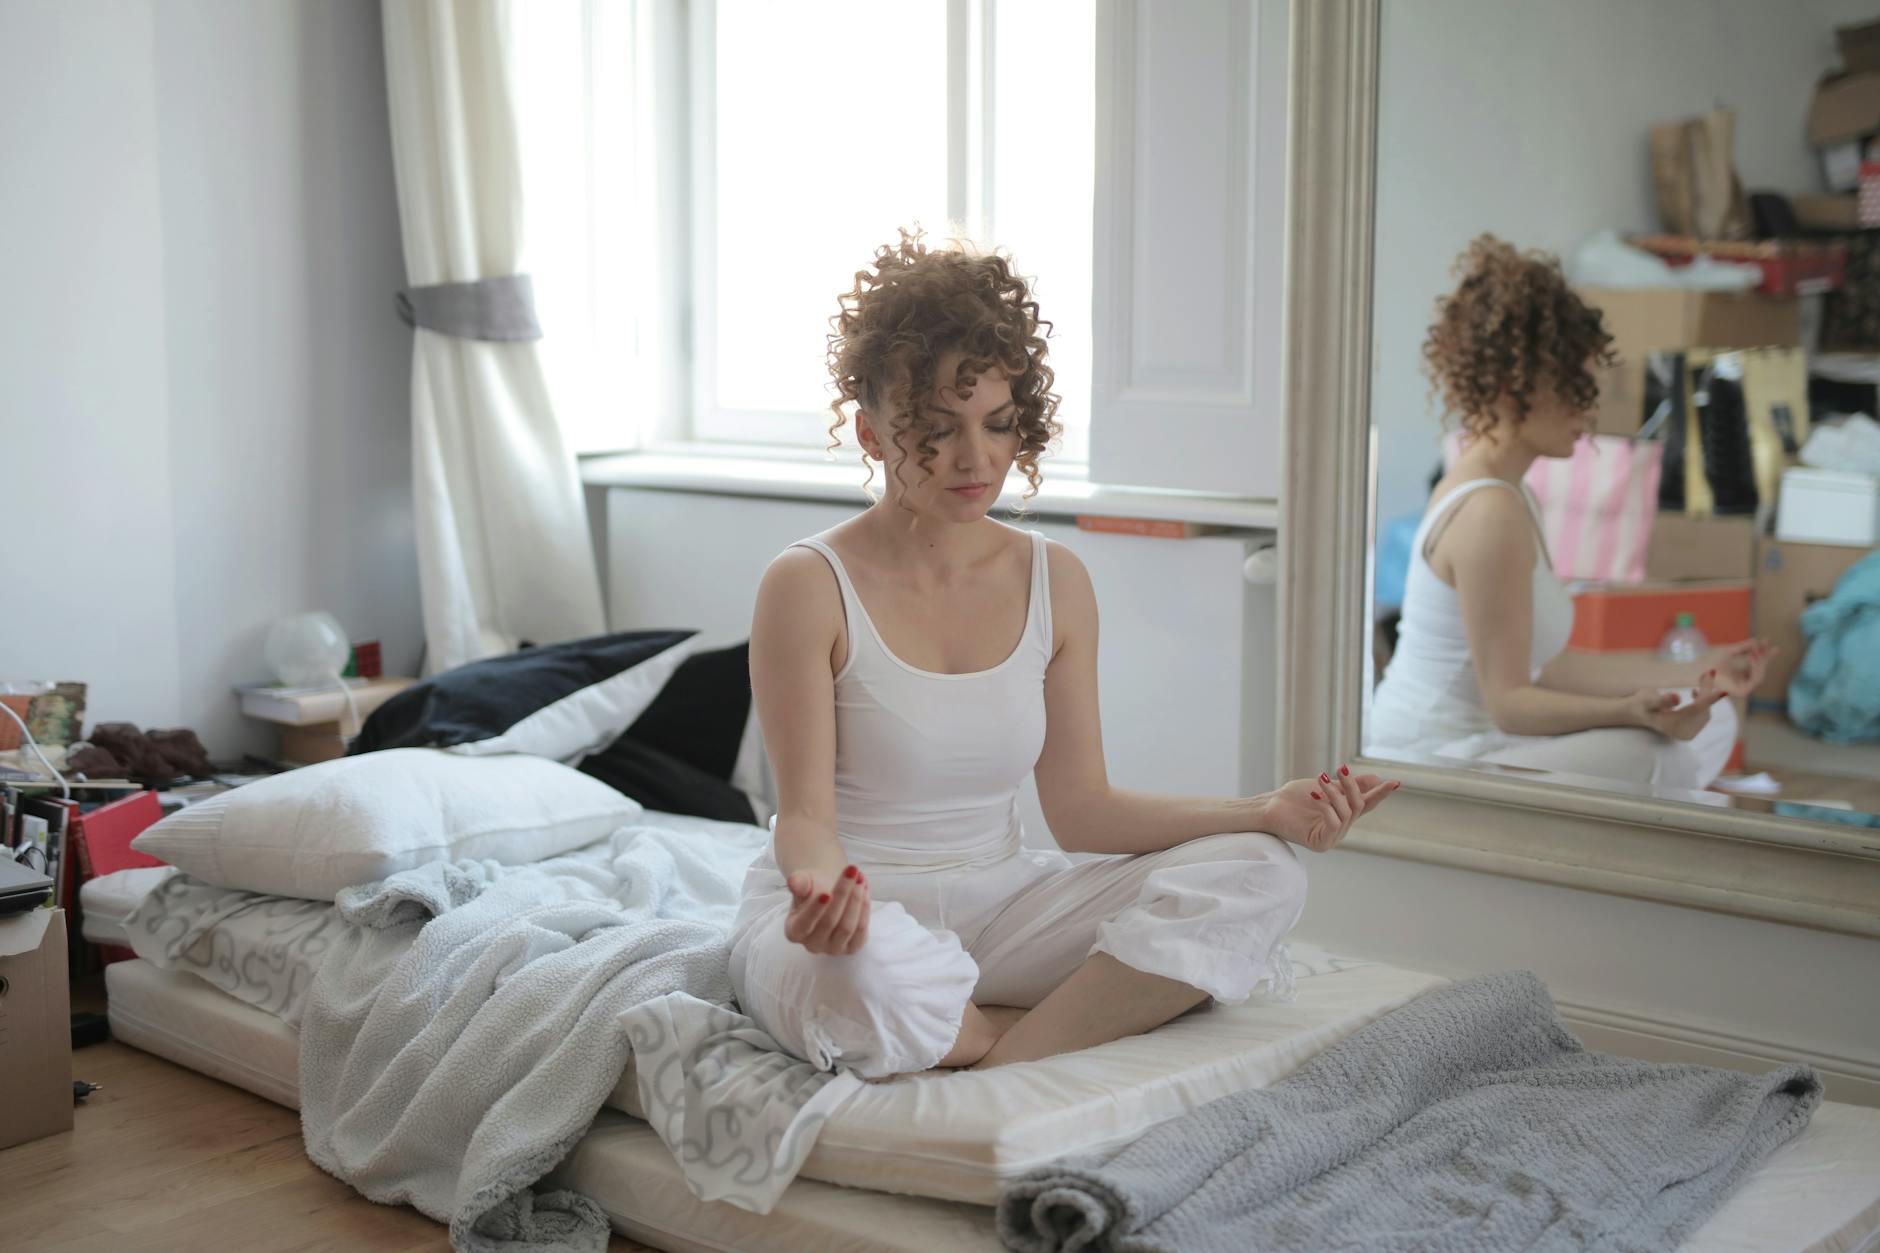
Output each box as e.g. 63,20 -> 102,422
1523,436 -> 1664,583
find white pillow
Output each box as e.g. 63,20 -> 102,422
131,749 -> 642,900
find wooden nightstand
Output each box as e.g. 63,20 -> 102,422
234,677 -> 414,764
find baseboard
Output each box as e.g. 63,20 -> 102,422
1557,998 -> 1880,1109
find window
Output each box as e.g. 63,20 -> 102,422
516,0 -> 1095,461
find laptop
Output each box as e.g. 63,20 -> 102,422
0,856 -> 54,916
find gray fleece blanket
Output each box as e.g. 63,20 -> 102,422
297,822 -> 852,1253
998,971 -> 1821,1253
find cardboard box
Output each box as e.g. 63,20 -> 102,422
1794,193 -> 1861,232
1579,287 -> 1800,437
1840,19 -> 1880,73
1568,580 -> 1751,653
1751,538 -> 1870,703
1809,70 -> 1880,191
0,908 -> 73,1150
1775,466 -> 1880,546
1644,513 -> 1757,582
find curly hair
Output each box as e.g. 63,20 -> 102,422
1422,235 -> 1615,442
826,228 -> 1061,504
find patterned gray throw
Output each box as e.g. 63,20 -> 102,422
998,971 -> 1820,1253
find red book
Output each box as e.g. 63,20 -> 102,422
72,791 -> 166,967
73,790 -> 167,879
1075,515 -> 1227,539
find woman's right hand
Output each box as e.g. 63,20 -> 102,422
1625,674 -> 1726,741
783,864 -> 871,955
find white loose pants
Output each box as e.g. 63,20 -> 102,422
727,831 -> 1308,1079
1464,692 -> 1740,795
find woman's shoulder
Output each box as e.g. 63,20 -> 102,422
1426,481 -> 1537,581
757,541 -> 845,622
1427,475 -> 1526,517
1038,531 -> 1090,584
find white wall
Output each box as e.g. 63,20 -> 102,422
2,0 -> 420,758
3,2 -> 184,730
1293,850 -> 1880,1102
1372,0 -> 1876,526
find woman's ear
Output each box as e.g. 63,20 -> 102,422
856,411 -> 886,461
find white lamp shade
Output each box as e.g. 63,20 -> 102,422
266,612 -> 350,687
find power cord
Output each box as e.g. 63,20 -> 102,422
329,669 -> 362,744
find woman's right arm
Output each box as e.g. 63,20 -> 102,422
749,549 -> 869,953
1448,493 -> 1659,738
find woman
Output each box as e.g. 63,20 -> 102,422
729,231 -> 1397,1078
1369,236 -> 1772,794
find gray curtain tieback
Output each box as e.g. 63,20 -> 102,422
396,274 -> 542,341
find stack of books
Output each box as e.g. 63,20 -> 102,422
2,782 -> 158,973
234,676 -> 413,763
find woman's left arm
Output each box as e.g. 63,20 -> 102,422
1538,639 -> 1775,698
1031,542 -> 1396,857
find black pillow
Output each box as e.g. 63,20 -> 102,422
350,629 -> 697,761
619,641 -> 754,780
577,641 -> 762,822
577,736 -> 758,825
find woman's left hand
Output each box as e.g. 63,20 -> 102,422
1701,640 -> 1776,697
1257,766 -> 1399,853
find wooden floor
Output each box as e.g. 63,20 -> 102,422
0,981 -> 656,1253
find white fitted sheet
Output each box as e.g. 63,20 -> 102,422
104,957 -> 1880,1252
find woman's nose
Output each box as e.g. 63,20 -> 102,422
959,430 -> 990,468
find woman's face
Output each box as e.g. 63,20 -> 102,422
1487,370 -> 1590,461
860,350 -> 1022,520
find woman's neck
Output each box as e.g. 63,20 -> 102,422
1452,427 -> 1536,487
854,498 -> 1000,578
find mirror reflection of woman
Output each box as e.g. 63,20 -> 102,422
1369,236 -> 1772,795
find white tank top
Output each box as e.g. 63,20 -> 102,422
792,530 -> 1052,871
1370,479 -> 1575,751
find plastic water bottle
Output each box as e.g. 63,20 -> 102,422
1659,612 -> 1708,664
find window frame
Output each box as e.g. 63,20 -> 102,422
683,0 -> 1089,454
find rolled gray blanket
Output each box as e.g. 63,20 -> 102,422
998,970 -> 1820,1253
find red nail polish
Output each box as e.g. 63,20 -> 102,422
843,865 -> 859,880
818,893 -> 831,905
1320,773 -> 1330,784
1340,765 -> 1350,777
1311,791 -> 1322,800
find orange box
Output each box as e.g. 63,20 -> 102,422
1568,580 -> 1751,652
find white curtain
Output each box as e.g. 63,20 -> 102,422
381,0 -> 606,674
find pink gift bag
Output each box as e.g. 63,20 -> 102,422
1522,436 -> 1664,583
1439,432 -> 1664,583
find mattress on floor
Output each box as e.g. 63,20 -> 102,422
106,957 -> 301,1109
104,957 -> 1880,1253
105,930 -> 1447,1206
86,855 -> 1458,1204
550,1106 -> 1880,1253
606,957 -> 1447,1203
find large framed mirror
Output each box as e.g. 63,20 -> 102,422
1279,1 -> 1880,937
